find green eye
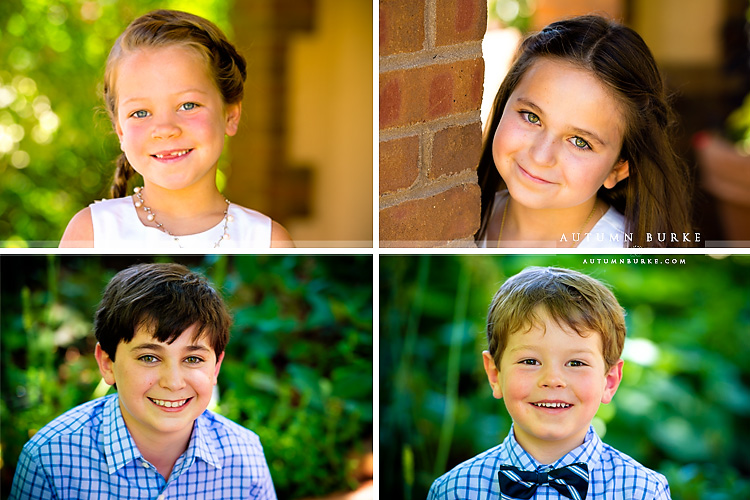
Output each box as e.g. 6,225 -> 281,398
525,112 -> 540,124
185,356 -> 204,364
573,137 -> 590,149
139,355 -> 158,363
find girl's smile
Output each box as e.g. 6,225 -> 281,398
114,45 -> 240,194
492,58 -> 629,212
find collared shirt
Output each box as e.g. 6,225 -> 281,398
427,425 -> 671,500
10,394 -> 277,499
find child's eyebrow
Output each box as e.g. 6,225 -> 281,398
130,342 -> 165,352
129,343 -> 211,353
515,97 -> 607,147
119,89 -> 209,107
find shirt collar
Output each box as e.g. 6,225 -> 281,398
100,395 -> 222,476
182,410 -> 222,471
101,394 -> 142,474
501,424 -> 602,471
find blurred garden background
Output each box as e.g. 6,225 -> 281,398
381,254 -> 750,500
0,254 -> 373,499
0,0 -> 373,247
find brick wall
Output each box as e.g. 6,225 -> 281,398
379,0 -> 486,247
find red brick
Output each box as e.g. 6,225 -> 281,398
436,0 -> 487,47
379,183 -> 481,244
379,58 -> 484,129
379,76 -> 402,128
380,0 -> 425,56
430,122 -> 482,179
380,136 -> 420,194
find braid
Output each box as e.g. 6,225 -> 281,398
103,10 -> 248,199
110,153 -> 135,198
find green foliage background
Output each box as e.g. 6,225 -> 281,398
380,254 -> 750,500
0,0 -> 235,246
0,254 -> 373,499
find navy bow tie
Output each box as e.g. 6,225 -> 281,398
498,463 -> 589,500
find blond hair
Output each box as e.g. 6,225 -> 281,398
487,267 -> 626,370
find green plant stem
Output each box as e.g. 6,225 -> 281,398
434,260 -> 471,477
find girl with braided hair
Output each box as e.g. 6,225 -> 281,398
61,10 -> 293,248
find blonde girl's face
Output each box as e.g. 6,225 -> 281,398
114,45 -> 241,193
492,58 -> 629,211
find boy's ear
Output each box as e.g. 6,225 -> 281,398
482,351 -> 503,400
212,351 -> 225,385
603,159 -> 629,189
224,102 -> 242,136
94,343 -> 117,386
601,358 -> 624,404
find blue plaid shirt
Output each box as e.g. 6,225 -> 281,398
10,394 -> 277,499
427,425 -> 670,500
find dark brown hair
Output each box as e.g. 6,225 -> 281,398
94,263 -> 232,360
104,9 -> 247,198
487,267 -> 626,371
477,15 -> 693,247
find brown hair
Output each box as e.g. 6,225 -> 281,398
476,15 -> 693,247
94,263 -> 232,360
486,267 -> 626,371
103,9 -> 247,198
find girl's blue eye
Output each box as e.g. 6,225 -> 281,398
572,137 -> 591,150
180,102 -> 197,111
522,112 -> 540,125
132,110 -> 149,119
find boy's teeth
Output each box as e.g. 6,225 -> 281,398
533,402 -> 571,408
154,149 -> 190,159
150,398 -> 188,408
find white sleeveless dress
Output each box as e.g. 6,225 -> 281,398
90,197 -> 272,249
479,190 -> 627,248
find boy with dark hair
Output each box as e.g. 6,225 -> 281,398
10,263 -> 276,499
428,267 -> 670,499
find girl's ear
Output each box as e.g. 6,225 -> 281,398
603,159 -> 629,189
482,351 -> 503,400
224,102 -> 242,136
94,343 -> 117,386
115,121 -> 124,148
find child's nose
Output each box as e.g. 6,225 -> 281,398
528,132 -> 558,168
159,364 -> 187,391
151,116 -> 181,140
539,365 -> 566,388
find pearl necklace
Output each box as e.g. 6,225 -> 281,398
497,199 -> 598,248
133,186 -> 233,248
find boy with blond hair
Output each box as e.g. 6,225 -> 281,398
428,267 -> 670,499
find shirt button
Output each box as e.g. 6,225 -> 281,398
158,495 -> 165,500
141,461 -> 150,469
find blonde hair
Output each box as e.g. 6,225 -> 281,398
487,267 -> 626,370
103,9 -> 247,198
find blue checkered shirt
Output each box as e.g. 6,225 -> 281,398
10,394 -> 277,499
427,425 -> 671,499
